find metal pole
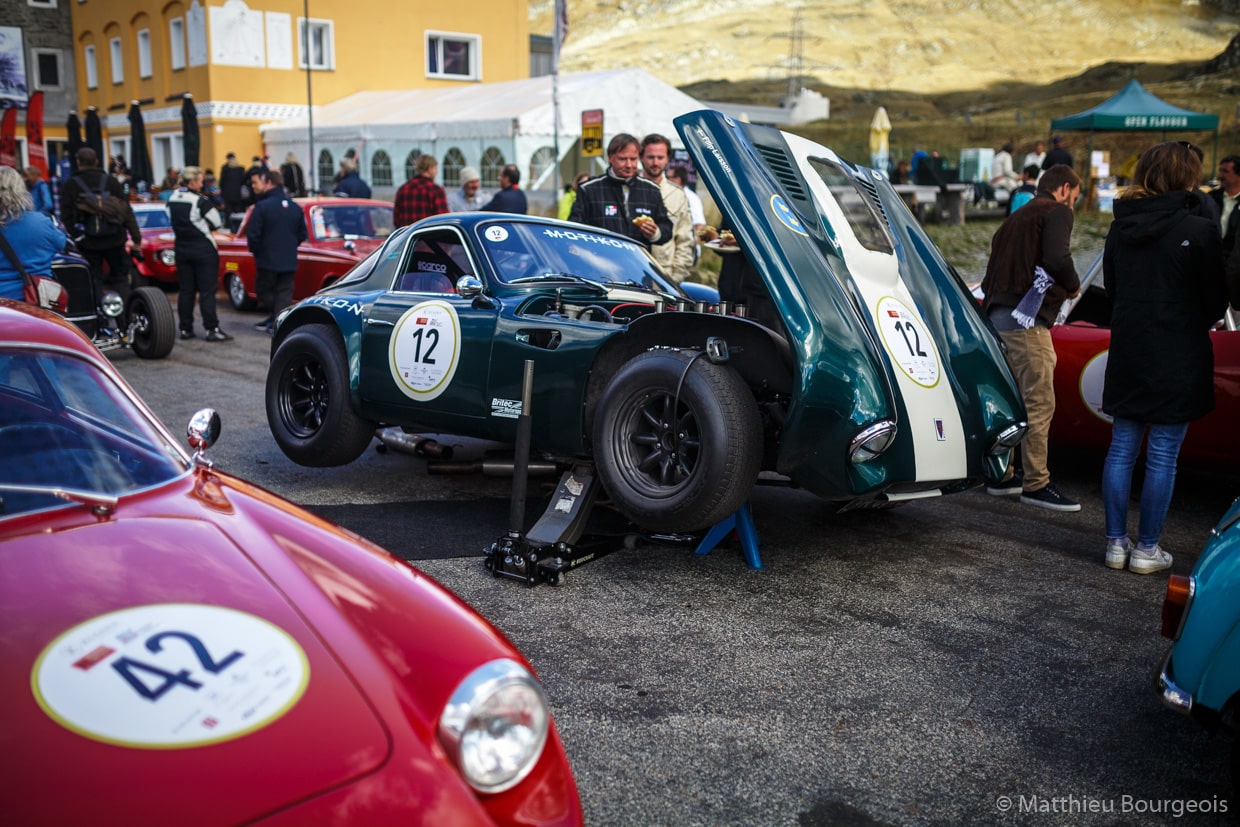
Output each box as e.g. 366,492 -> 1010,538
508,360 -> 535,537
551,0 -> 562,203
304,0 -> 315,194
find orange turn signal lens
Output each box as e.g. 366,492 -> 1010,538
1160,575 -> 1194,640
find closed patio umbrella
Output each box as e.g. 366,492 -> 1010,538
128,100 -> 153,189
180,94 -> 200,167
869,106 -> 892,173
84,106 -> 103,160
66,112 -> 82,173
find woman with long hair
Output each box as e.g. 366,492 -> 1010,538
1101,141 -> 1228,574
0,166 -> 66,302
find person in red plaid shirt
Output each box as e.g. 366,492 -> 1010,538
394,154 -> 448,228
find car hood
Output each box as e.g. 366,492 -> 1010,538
1,514 -> 395,824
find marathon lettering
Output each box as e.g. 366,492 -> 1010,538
1122,116 -> 1189,128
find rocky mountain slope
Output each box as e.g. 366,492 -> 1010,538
531,0 -> 1240,94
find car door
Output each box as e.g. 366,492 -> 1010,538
358,227 -> 498,431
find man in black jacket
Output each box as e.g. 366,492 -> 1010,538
59,147 -> 140,306
247,168 -> 307,333
568,133 -> 671,248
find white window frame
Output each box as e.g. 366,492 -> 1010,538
137,29 -> 152,79
84,44 -> 97,89
297,18 -> 334,71
425,31 -> 480,81
168,18 -> 186,71
109,37 -> 123,85
31,48 -> 64,90
27,0 -> 58,8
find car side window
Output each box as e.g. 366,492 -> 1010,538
396,231 -> 473,293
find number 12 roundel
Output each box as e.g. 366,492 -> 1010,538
389,300 -> 462,402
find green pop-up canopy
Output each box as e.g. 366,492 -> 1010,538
1050,79 -> 1220,173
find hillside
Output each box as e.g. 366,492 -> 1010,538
531,0 -> 1240,94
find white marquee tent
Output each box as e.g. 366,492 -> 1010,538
260,68 -> 706,210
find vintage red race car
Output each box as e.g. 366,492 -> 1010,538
218,197 -> 395,311
1048,255 -> 1240,470
0,299 -> 582,826
129,200 -> 180,287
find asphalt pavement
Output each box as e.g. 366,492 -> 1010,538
115,296 -> 1239,826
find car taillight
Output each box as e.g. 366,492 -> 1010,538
1160,575 -> 1195,640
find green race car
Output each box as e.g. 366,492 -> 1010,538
265,110 -> 1025,532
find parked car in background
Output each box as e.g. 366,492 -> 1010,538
218,197 -> 395,310
0,299 -> 582,826
1156,496 -> 1240,774
1048,254 -> 1239,471
264,110 -> 1026,533
129,201 -> 179,287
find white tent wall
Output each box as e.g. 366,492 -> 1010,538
259,68 -> 704,215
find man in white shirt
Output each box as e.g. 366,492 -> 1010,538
991,143 -> 1019,200
666,165 -> 705,263
639,134 -> 695,282
1022,140 -> 1046,174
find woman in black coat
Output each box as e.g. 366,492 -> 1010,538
1101,141 -> 1227,575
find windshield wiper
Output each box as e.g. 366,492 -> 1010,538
0,483 -> 118,516
508,273 -> 607,292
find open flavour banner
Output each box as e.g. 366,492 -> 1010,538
27,91 -> 46,178
0,107 -> 17,169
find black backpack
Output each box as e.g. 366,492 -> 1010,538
73,175 -> 125,238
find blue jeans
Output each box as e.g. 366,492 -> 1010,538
1102,417 -> 1189,547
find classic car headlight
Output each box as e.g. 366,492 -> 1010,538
987,422 -> 1028,456
158,248 -> 176,267
439,659 -> 549,794
101,291 -> 125,318
848,421 -> 897,463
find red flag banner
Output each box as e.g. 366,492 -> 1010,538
0,107 -> 17,169
27,91 -> 47,178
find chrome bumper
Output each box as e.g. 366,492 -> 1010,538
1155,650 -> 1193,714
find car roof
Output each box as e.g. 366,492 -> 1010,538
0,299 -> 99,357
413,210 -> 642,248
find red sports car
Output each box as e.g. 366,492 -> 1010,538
130,201 -> 179,287
0,300 -> 582,826
1048,254 -> 1240,470
219,197 -> 395,311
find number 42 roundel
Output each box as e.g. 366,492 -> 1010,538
389,300 -> 463,403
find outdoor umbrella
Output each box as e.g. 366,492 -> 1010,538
84,106 -> 103,161
869,106 -> 892,173
180,93 -> 200,167
128,100 -> 153,189
66,112 -> 82,173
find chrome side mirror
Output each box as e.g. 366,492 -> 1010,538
187,408 -> 221,466
456,275 -> 484,298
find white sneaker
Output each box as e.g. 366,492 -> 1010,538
1129,544 -> 1172,575
1104,537 -> 1132,570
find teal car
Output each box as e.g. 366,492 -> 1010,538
265,110 -> 1025,532
1157,498 -> 1240,754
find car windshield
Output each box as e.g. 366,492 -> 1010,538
309,204 -> 396,241
134,207 -> 171,230
479,221 -> 676,292
0,348 -> 188,519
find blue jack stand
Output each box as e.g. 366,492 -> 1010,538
694,501 -> 762,570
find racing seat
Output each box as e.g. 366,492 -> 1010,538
398,269 -> 455,293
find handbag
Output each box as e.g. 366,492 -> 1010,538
0,224 -> 69,313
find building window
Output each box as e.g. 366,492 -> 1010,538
403,149 -> 423,182
371,151 -> 392,187
441,148 -> 466,189
84,44 -> 97,89
168,18 -> 185,70
317,149 -> 334,191
298,19 -> 334,71
529,146 -> 557,189
480,147 -> 505,189
137,29 -> 152,78
109,37 -> 123,84
426,32 -> 479,80
27,0 -> 58,8
32,49 -> 63,90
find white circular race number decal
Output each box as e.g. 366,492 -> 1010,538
389,300 -> 462,402
875,296 -> 940,388
33,603 -> 309,749
1080,351 -> 1112,423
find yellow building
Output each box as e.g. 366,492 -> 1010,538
69,0 -> 529,188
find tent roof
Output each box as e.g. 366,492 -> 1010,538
261,68 -> 705,144
1050,79 -> 1219,132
